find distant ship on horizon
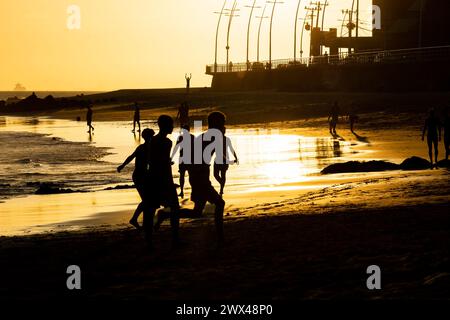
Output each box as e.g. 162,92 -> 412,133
14,83 -> 26,91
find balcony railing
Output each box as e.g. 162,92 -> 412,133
206,45 -> 450,74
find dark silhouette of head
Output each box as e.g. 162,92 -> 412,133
181,124 -> 190,132
142,128 -> 155,141
158,115 -> 174,134
208,111 -> 226,130
429,108 -> 436,117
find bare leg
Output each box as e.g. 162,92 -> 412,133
179,169 -> 186,198
434,140 -> 439,165
129,202 -> 144,229
427,139 -> 433,167
143,207 -> 156,249
219,169 -> 227,195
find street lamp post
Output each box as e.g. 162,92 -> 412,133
256,4 -> 268,62
267,0 -> 283,69
214,0 -> 228,73
300,8 -> 310,58
226,0 -> 239,72
246,0 -> 261,70
294,0 -> 303,62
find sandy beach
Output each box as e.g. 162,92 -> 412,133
1,90 -> 449,300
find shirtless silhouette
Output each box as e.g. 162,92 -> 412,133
422,108 -> 441,168
117,128 -> 155,229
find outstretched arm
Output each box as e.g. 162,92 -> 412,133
227,138 -> 239,164
117,150 -> 136,172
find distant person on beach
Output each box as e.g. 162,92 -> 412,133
176,101 -> 189,128
117,128 -> 155,229
348,103 -> 359,133
422,108 -> 441,168
185,73 -> 192,94
328,101 -> 340,135
132,102 -> 141,133
444,109 -> 450,160
213,127 -> 238,196
143,115 -> 180,249
189,112 -> 226,244
86,105 -> 94,134
171,124 -> 195,198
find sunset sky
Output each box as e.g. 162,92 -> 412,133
0,0 -> 372,91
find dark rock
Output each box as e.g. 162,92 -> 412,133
400,156 -> 431,170
321,161 -> 400,174
103,184 -> 134,191
436,159 -> 450,168
35,183 -> 75,195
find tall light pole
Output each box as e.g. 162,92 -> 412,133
245,0 -> 261,70
214,0 -> 228,73
320,0 -> 329,55
256,4 -> 268,62
294,0 -> 303,62
300,8 -> 310,58
226,0 -> 239,72
267,0 -> 284,69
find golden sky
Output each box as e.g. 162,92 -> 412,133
0,0 -> 372,91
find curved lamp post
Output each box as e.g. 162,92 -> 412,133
256,4 -> 268,63
226,0 -> 239,72
293,0 -> 302,62
214,0 -> 228,73
246,0 -> 261,70
267,0 -> 283,69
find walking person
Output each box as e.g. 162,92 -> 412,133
422,108 -> 441,168
213,127 -> 238,196
188,112 -> 227,244
117,128 -> 155,229
143,115 -> 180,250
328,101 -> 340,135
171,124 -> 195,199
132,102 -> 141,133
86,105 -> 94,134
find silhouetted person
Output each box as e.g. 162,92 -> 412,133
176,101 -> 189,128
189,112 -> 226,244
132,102 -> 141,133
443,109 -> 450,160
185,73 -> 192,94
117,128 -> 155,229
348,103 -> 359,133
328,101 -> 339,135
86,105 -> 94,134
171,124 -> 195,198
143,115 -> 180,249
422,108 -> 441,168
213,127 -> 238,196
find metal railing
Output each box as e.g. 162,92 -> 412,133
206,45 -> 450,73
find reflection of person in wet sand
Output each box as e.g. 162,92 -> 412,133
86,105 -> 94,134
328,101 -> 339,135
189,112 -> 226,244
444,109 -> 450,160
171,124 -> 195,198
132,102 -> 141,133
176,102 -> 189,128
117,128 -> 154,229
143,115 -> 180,249
422,108 -> 441,168
214,127 -> 238,196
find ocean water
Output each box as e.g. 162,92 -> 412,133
0,115 -> 367,235
0,130 -> 128,201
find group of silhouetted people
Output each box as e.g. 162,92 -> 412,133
117,111 -> 237,250
328,101 -> 359,136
